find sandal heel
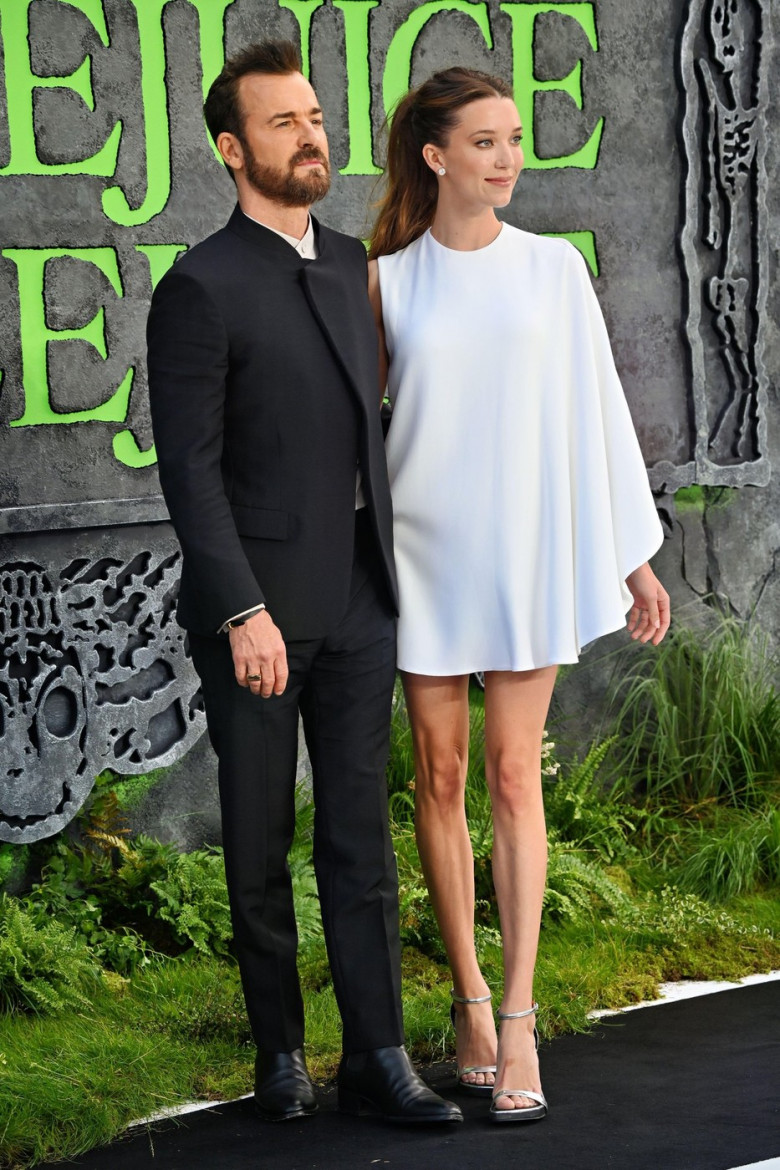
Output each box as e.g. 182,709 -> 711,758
450,988 -> 496,1096
491,1003 -> 548,1124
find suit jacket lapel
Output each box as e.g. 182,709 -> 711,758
299,222 -> 376,417
226,207 -> 376,415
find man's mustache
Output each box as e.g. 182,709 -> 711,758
289,147 -> 329,170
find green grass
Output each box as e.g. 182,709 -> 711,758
2,617 -> 779,1167
668,804 -> 780,901
0,963 -> 254,1170
2,892 -> 777,1169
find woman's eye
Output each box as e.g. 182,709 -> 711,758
512,135 -> 523,144
476,139 -> 492,148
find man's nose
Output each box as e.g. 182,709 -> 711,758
299,120 -> 324,145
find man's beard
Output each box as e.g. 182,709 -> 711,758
241,142 -> 331,207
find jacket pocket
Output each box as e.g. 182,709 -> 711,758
231,504 -> 289,540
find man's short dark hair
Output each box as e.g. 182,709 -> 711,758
204,40 -> 303,145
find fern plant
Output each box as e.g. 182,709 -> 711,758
149,848 -> 233,957
288,852 -> 323,944
543,839 -> 634,924
543,738 -> 642,862
0,896 -> 99,1014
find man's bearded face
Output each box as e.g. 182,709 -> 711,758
240,138 -> 331,207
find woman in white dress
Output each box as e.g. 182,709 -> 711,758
367,68 -> 670,1123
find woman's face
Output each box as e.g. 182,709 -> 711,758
425,96 -> 524,211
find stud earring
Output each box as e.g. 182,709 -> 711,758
438,166 -> 446,175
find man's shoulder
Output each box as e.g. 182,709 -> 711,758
166,223 -> 239,279
316,220 -> 366,263
152,218 -> 264,309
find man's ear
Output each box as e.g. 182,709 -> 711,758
217,131 -> 244,172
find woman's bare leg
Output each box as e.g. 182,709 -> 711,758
402,671 -> 497,1087
483,666 -> 557,1111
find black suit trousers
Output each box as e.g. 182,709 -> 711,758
188,514 -> 404,1054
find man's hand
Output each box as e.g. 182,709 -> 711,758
625,563 -> 671,646
229,609 -> 289,697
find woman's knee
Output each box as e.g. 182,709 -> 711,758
414,752 -> 467,812
485,754 -> 541,816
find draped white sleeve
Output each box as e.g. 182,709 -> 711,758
558,240 -> 665,650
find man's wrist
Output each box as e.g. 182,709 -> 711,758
218,603 -> 266,634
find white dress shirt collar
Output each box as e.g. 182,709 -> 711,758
242,211 -> 317,259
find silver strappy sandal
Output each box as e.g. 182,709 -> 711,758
489,1003 -> 548,1123
449,989 -> 497,1097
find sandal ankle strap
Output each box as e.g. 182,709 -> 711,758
450,988 -> 492,1005
498,1002 -> 539,1020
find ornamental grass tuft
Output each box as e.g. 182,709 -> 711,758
608,618 -> 780,809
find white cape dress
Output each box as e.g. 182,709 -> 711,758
378,225 -> 664,675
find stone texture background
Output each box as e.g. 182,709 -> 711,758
0,0 -> 777,845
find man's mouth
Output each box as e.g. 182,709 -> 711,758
291,151 -> 328,170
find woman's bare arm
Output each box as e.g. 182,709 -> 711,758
367,258 -> 389,400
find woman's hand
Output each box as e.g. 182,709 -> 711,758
625,563 -> 670,645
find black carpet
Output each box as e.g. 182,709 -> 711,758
50,982 -> 779,1170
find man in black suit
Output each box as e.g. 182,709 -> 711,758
147,41 -> 460,1126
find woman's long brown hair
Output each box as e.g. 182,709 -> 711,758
368,67 -> 513,261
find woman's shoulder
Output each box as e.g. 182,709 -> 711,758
376,232 -> 427,270
500,226 -> 591,290
501,223 -> 583,262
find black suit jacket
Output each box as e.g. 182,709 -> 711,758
147,207 -> 398,640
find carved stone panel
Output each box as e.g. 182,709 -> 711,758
676,0 -> 772,487
0,529 -> 205,844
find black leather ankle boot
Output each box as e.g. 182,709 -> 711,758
337,1046 -> 463,1124
254,1049 -> 318,1121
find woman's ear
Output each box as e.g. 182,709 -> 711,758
422,143 -> 445,174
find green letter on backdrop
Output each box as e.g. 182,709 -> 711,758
187,0 -> 236,162
333,0 -> 381,175
383,2 -> 493,118
110,243 -> 187,468
500,2 -> 603,169
279,0 -> 325,79
4,247 -> 132,428
101,0 -> 173,226
0,0 -> 121,176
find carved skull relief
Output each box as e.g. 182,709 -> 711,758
0,553 -> 205,843
0,566 -> 92,833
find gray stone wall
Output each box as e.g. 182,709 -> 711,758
0,0 -> 777,844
